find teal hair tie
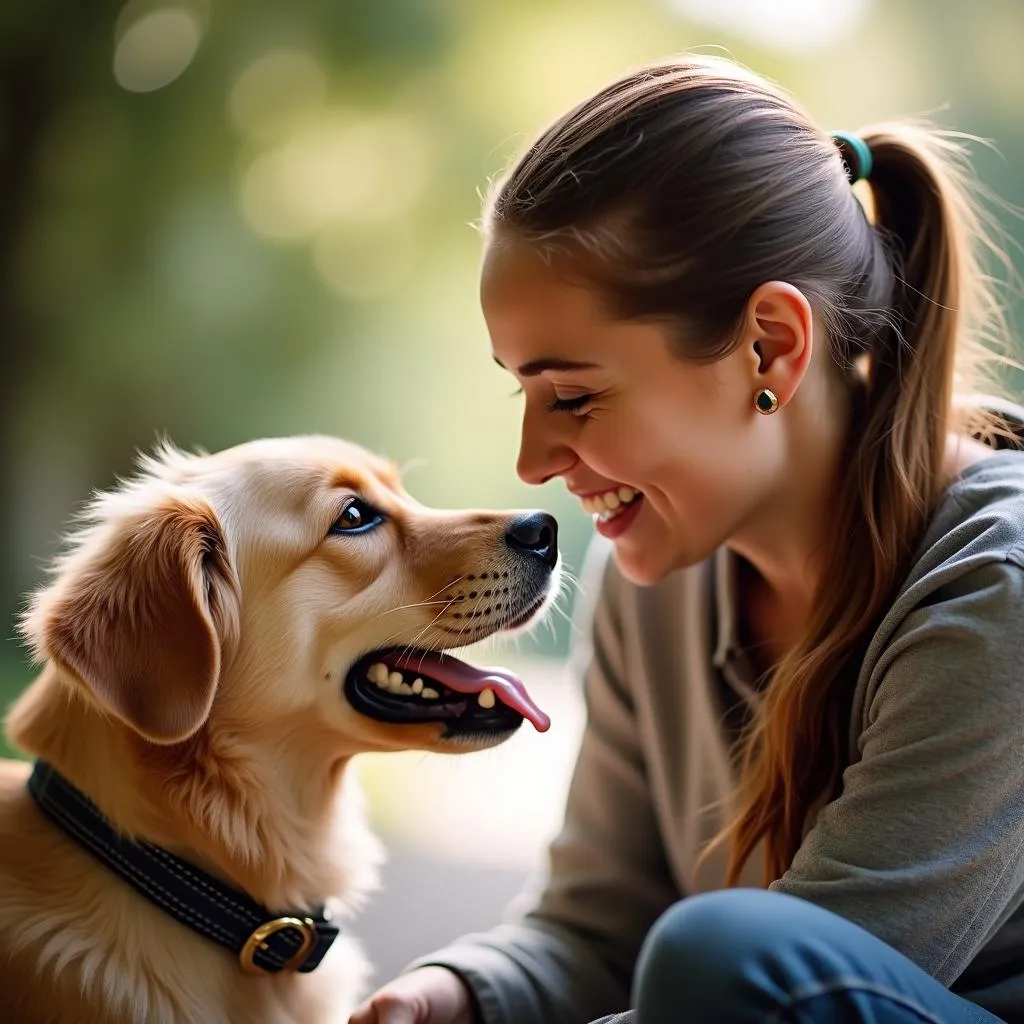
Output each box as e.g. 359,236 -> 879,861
830,131 -> 873,183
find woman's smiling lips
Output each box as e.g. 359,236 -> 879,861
593,492 -> 645,539
571,484 -> 643,521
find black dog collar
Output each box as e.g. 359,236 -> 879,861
28,760 -> 339,976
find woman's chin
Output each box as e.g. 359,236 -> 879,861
611,533 -> 709,587
609,544 -> 674,588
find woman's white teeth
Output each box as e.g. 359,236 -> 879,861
365,662 -> 492,707
581,486 -> 639,519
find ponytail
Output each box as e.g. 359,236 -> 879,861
723,124 -> 1014,884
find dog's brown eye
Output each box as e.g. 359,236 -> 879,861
329,498 -> 383,536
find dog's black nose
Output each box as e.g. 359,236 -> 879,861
505,512 -> 559,569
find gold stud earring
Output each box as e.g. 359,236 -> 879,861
754,388 -> 779,415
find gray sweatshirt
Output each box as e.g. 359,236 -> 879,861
410,450 -> 1024,1023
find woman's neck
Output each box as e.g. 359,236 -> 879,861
726,375 -> 853,667
730,425 -> 998,674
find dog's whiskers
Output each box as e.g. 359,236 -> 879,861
369,565 -> 571,667
372,576 -> 469,624
442,585 -> 496,655
397,600 -> 460,665
375,598 -> 451,618
549,598 -> 579,635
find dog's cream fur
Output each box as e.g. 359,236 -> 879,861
0,436 -> 556,1024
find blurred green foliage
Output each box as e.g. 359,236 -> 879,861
2,0 -> 1023,745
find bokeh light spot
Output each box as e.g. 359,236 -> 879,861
228,50 -> 328,140
313,222 -> 417,302
665,0 -> 869,52
114,7 -> 203,93
239,114 -> 430,240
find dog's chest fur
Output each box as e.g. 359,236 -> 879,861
0,762 -> 370,1024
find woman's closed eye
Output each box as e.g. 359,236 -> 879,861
546,393 -> 594,415
508,385 -> 599,416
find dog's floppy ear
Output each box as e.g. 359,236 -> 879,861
22,491 -> 240,744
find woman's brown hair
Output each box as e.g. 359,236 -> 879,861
483,55 -> 1014,884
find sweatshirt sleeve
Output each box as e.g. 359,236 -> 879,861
405,543 -> 682,1024
772,557 -> 1024,985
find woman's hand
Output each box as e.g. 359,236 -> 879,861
348,966 -> 478,1024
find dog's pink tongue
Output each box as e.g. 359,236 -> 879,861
391,651 -> 550,732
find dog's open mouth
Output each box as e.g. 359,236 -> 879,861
344,647 -> 550,737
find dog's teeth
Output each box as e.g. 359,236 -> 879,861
477,688 -> 496,709
363,664 -> 444,701
367,662 -> 389,685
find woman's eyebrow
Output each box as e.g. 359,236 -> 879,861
492,355 -> 600,377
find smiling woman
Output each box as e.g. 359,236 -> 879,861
352,52 -> 1024,1024
486,243 -> 790,582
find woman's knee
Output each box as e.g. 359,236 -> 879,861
638,890 -> 771,976
633,889 -> 988,1024
633,889 -> 819,1020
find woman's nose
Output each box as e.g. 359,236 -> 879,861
517,414 -> 577,485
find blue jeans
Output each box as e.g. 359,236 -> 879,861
591,889 -> 1005,1023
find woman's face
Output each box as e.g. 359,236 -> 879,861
483,243 -> 788,586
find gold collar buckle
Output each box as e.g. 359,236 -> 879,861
239,916 -> 317,976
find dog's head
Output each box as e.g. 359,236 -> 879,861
16,436 -> 558,757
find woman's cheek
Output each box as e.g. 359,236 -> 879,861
582,429 -> 634,477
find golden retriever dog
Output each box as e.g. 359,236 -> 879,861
0,436 -> 558,1024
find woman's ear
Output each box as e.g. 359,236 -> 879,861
740,281 -> 815,406
20,492 -> 240,745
